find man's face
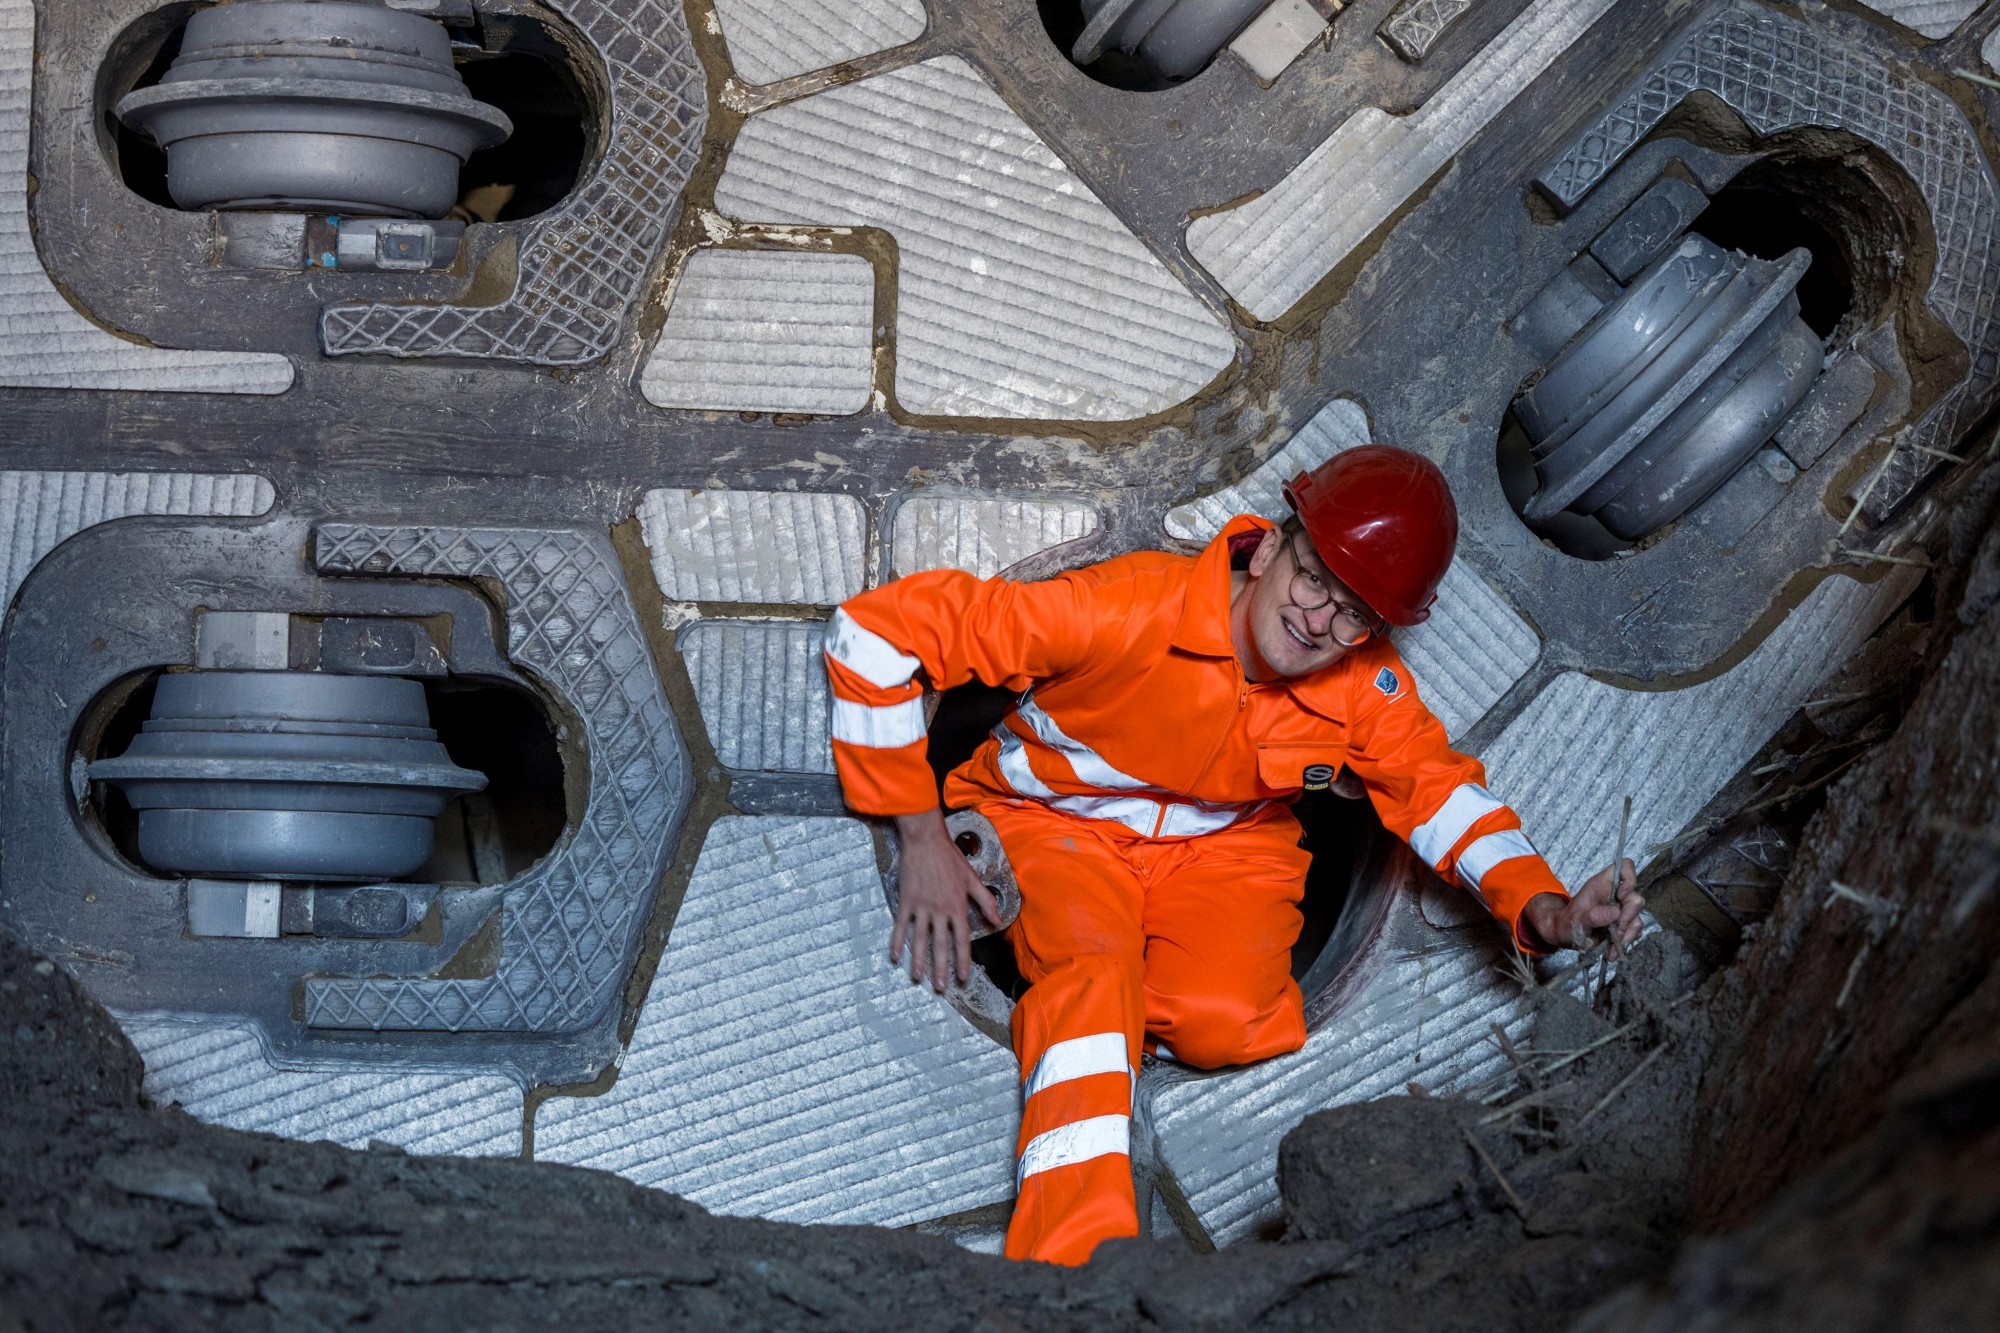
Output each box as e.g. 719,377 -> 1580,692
1240,526 -> 1378,679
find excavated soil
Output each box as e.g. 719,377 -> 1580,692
0,925 -> 1701,1332
3,479 -> 1995,1330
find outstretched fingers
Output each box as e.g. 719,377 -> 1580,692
928,910 -> 952,994
890,903 -> 910,969
892,897 -> 987,991
969,880 -> 1002,932
952,909 -> 974,986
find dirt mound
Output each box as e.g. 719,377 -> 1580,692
0,924 -> 1702,1331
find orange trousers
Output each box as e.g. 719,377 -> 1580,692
986,798 -> 1311,1265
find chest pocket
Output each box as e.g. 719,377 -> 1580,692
1256,743 -> 1347,796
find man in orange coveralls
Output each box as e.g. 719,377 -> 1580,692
822,446 -> 1645,1265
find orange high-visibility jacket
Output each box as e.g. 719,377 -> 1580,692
823,514 -> 1566,943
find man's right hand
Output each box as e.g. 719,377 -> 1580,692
1519,859 -> 1643,959
890,810 -> 1002,993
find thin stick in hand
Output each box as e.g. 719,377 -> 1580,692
1595,795 -> 1633,1005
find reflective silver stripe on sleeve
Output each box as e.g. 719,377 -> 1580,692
1025,1032 -> 1131,1099
830,697 -> 926,748
1409,783 -> 1505,867
1016,1114 -> 1131,1187
1016,694 -> 1151,790
1456,828 -> 1539,895
824,608 -> 921,689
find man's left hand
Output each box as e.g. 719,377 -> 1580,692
1520,859 -> 1643,958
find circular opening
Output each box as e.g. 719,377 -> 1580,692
1037,0 -> 1251,91
87,670 -> 164,857
1496,149 -> 1913,560
98,3 -> 597,221
925,682 -> 1031,997
1687,184 -> 1854,339
96,2 -> 196,210
418,679 -> 569,883
1039,1 -> 1176,91
1288,785 -> 1367,982
84,670 -> 567,886
451,28 -> 595,222
1496,406 -> 1635,561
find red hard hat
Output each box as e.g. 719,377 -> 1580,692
1281,444 -> 1458,627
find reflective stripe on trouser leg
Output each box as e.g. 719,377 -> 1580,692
1006,983 -> 1141,1264
986,799 -> 1147,1265
1007,1142 -> 1138,1267
1018,1114 -> 1130,1187
1026,1031 -> 1132,1097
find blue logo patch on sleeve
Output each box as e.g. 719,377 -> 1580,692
1374,667 -> 1400,697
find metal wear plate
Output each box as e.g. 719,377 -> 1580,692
713,0 -> 928,84
0,471 -> 275,611
642,249 -> 876,416
1187,0 -> 1621,321
120,1013 -> 522,1157
1481,568 -> 1923,887
303,526 -> 692,1037
1848,0 -> 1979,40
638,488 -> 868,605
679,619 -> 835,776
716,57 -> 1236,421
888,492 -> 1101,580
533,817 -> 1020,1228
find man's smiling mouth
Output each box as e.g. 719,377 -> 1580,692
1283,619 -> 1318,651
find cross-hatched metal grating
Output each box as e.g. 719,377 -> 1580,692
1380,0 -> 1480,62
320,0 -> 707,365
304,526 -> 691,1032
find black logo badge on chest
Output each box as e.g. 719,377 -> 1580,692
1302,763 -> 1337,791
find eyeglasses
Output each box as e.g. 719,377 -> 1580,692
1283,531 -> 1382,647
